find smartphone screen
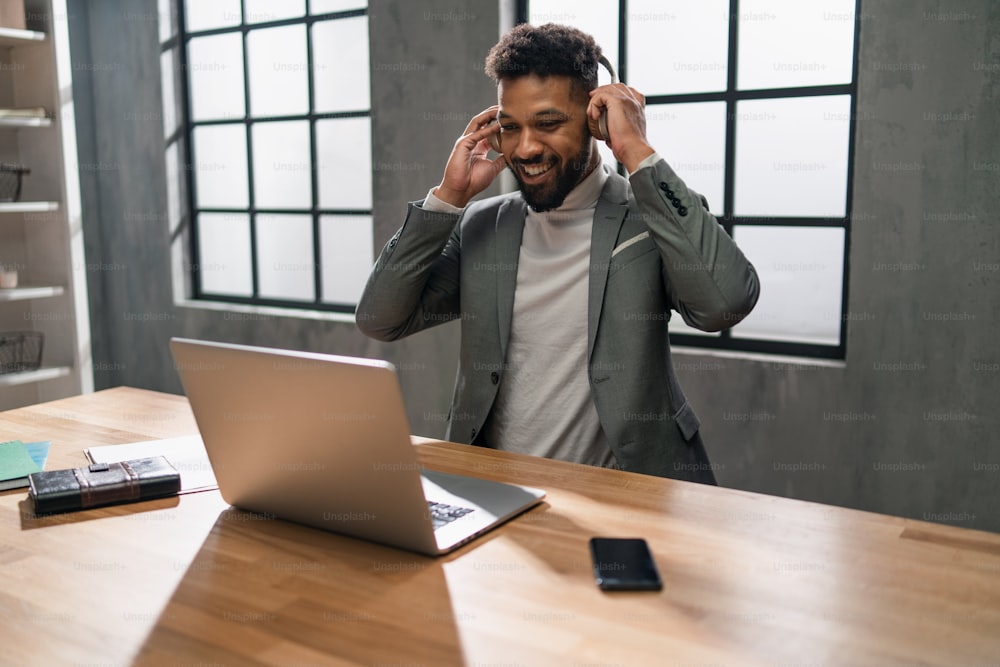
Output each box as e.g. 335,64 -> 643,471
589,537 -> 663,591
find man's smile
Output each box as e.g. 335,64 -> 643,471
516,159 -> 556,183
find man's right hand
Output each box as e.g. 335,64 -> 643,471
432,105 -> 507,209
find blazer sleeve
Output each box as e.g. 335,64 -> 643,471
355,201 -> 462,341
629,158 -> 760,332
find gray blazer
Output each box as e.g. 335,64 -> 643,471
357,159 -> 759,483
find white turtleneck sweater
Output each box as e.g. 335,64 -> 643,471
425,162 -> 615,468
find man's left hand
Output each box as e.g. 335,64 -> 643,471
588,83 -> 656,172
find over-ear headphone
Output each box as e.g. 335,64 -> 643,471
488,55 -> 618,154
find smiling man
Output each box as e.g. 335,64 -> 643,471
356,23 -> 760,484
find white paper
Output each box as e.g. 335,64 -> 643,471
85,435 -> 218,494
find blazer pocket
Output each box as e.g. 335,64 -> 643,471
609,233 -> 656,272
612,231 -> 650,257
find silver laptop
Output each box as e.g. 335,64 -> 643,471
169,337 -> 545,555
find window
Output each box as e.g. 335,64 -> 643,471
169,0 -> 373,312
522,0 -> 861,358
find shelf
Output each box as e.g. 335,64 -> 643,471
0,366 -> 70,387
0,26 -> 46,47
0,201 -> 59,213
0,286 -> 65,301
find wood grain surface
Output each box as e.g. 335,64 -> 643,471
0,387 -> 998,666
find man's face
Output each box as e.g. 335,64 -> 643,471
496,74 -> 598,212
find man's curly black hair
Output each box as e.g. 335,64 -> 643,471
484,23 -> 603,101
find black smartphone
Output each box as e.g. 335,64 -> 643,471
589,537 -> 663,591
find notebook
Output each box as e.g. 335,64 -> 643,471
169,338 -> 545,555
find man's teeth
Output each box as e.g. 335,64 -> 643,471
523,163 -> 551,176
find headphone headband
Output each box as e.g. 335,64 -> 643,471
597,55 -> 618,84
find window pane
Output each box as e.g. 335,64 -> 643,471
252,121 -> 312,209
160,49 -> 178,137
320,215 -> 373,304
311,0 -> 368,13
733,95 -> 851,218
165,142 -> 181,228
529,0 -> 619,78
628,0 -> 728,94
317,117 -> 372,209
256,214 -> 315,301
645,101 -> 726,215
187,34 -> 245,122
731,225 -> 844,345
184,0 -> 240,33
198,213 -> 253,296
193,124 -> 249,208
312,17 -> 371,113
244,0 -> 305,24
247,25 -> 309,117
158,0 -> 175,42
737,0 -> 857,90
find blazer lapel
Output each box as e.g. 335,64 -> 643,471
588,171 -> 630,360
494,196 -> 527,355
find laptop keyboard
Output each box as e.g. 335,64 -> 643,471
427,500 -> 475,530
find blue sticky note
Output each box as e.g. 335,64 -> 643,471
23,441 -> 51,469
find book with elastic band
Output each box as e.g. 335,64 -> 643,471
28,456 -> 180,514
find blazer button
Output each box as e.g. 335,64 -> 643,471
678,206 -> 688,216
659,181 -> 669,191
471,428 -> 477,441
490,371 -> 499,385
671,198 -> 682,208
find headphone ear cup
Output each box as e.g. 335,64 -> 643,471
488,130 -> 502,154
587,110 -> 610,142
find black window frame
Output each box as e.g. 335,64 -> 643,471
519,0 -> 862,359
174,0 -> 371,314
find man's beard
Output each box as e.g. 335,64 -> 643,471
511,138 -> 594,212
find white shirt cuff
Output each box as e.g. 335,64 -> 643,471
630,151 -> 662,175
421,188 -> 466,214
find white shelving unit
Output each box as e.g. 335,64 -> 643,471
0,0 -> 91,410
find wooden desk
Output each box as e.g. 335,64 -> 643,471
0,387 -> 998,666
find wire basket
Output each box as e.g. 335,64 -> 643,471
0,331 -> 43,374
0,163 -> 30,202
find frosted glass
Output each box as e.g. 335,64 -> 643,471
529,0 -> 619,79
731,225 -> 844,344
311,0 -> 368,13
244,0 -> 305,24
197,213 -> 253,296
645,101 -> 726,215
256,214 -> 315,301
187,34 -> 245,122
252,121 -> 312,209
165,142 -> 181,228
247,25 -> 309,117
317,118 -> 372,209
312,17 -> 371,113
320,215 -> 374,304
628,0 -> 729,94
184,0 -> 240,33
193,124 -> 249,208
738,0 -> 856,90
158,0 -> 175,42
733,96 -> 851,218
160,50 -> 178,137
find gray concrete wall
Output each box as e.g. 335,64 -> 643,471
68,1 -> 1000,532
68,0 -> 499,436
675,0 -> 1000,532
